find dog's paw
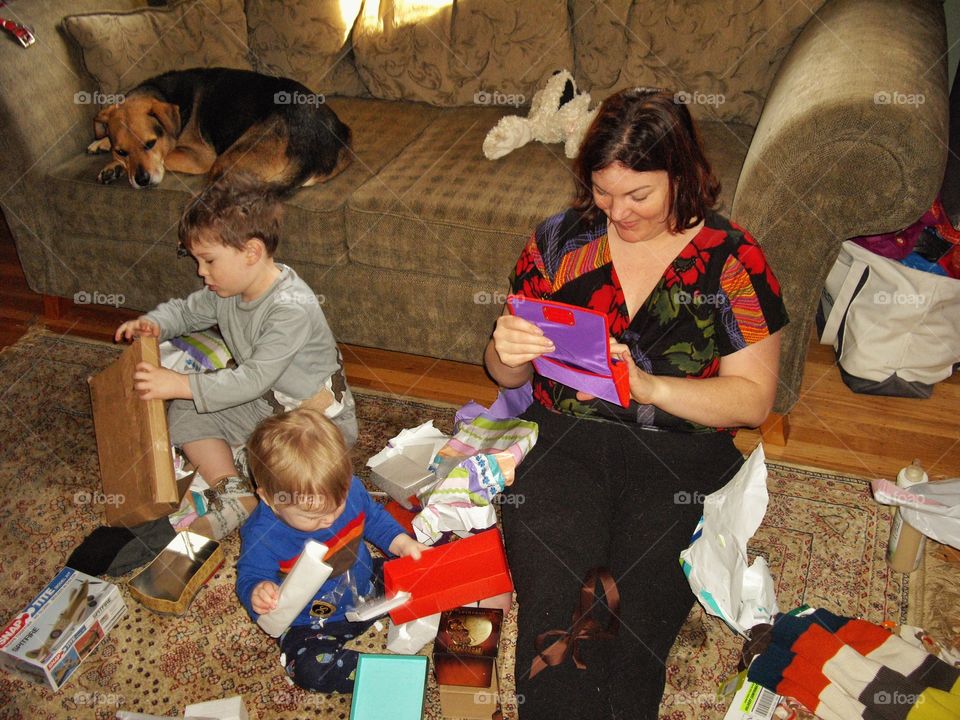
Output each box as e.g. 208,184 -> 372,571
86,137 -> 111,154
97,162 -> 125,185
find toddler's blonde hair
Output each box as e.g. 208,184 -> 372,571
246,407 -> 352,511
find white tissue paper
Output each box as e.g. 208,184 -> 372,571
366,421 -> 449,470
386,613 -> 442,655
679,444 -> 779,636
257,540 -> 332,638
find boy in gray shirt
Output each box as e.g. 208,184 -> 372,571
115,173 -> 357,538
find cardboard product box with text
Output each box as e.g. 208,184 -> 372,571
0,567 -> 127,690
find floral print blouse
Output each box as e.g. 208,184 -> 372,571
509,208 -> 789,432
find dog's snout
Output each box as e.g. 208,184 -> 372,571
133,168 -> 152,187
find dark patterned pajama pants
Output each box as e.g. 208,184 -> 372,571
278,618 -> 376,694
277,558 -> 385,694
501,402 -> 745,719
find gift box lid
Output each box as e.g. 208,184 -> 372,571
350,654 -> 428,720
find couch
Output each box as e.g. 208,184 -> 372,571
0,0 -> 948,419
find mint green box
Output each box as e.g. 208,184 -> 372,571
350,653 -> 428,719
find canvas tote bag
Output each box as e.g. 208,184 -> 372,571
819,240 -> 960,397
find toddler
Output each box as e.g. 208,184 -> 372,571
237,407 -> 425,692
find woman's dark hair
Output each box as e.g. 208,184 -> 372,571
572,88 -> 720,231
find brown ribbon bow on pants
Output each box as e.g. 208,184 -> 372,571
529,567 -> 621,678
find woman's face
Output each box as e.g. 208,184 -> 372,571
591,163 -> 673,243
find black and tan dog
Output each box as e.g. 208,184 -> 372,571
88,67 -> 352,193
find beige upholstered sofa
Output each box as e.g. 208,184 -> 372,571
0,0 -> 948,417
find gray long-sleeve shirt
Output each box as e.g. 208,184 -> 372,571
147,265 -> 353,419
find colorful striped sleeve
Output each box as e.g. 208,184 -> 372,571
716,252 -> 788,355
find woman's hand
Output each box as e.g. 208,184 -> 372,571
575,339 -> 661,405
133,362 -> 192,400
114,317 -> 160,343
610,339 -> 660,405
389,533 -> 429,561
251,581 -> 280,615
492,314 -> 555,368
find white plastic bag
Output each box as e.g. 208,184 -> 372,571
679,445 -> 779,636
871,478 -> 960,549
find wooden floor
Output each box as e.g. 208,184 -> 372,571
2,217 -> 958,481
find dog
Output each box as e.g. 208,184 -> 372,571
87,67 -> 353,194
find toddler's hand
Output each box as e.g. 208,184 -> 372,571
115,317 -> 160,343
389,533 -> 429,561
133,362 -> 191,400
251,581 -> 280,615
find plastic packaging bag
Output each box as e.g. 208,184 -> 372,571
679,445 -> 779,636
871,478 -> 960,549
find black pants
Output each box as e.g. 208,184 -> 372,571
501,404 -> 744,720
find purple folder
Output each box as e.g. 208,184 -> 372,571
507,295 -> 630,407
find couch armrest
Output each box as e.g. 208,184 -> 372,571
0,1 -> 141,292
732,0 -> 948,414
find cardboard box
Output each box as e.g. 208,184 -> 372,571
88,336 -> 180,527
0,567 -> 127,690
384,529 -> 514,624
433,607 -> 503,687
370,452 -> 436,509
439,669 -> 499,720
350,653 -> 428,720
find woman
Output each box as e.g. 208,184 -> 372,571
485,88 -> 788,718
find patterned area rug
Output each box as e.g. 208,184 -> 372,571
0,328 -> 920,719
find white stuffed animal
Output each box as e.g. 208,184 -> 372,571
482,69 -> 598,160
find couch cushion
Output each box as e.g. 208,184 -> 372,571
245,0 -> 369,98
61,0 -> 252,96
45,98 -> 439,271
345,107 -> 574,283
569,0 -> 827,125
352,0 -> 573,107
697,121 -> 754,218
346,111 -> 753,282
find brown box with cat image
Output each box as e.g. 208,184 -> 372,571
433,606 -> 503,688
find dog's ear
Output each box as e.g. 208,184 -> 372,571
148,100 -> 181,138
94,105 -> 118,139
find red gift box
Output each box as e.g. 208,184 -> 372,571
384,529 -> 513,624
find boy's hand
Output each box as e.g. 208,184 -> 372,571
251,581 -> 280,615
133,362 -> 192,400
115,317 -> 160,343
389,533 -> 429,560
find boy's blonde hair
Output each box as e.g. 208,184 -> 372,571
246,407 -> 352,511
